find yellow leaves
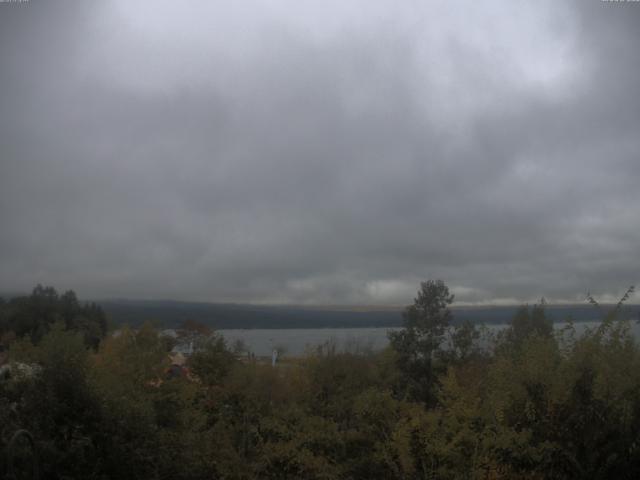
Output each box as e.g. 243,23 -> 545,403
92,323 -> 169,385
12,317 -> 640,479
391,417 -> 416,475
494,406 -> 506,426
524,400 -> 536,423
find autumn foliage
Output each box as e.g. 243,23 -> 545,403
1,284 -> 640,479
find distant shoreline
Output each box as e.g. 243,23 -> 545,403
98,299 -> 640,330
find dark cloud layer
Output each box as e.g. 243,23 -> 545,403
1,0 -> 639,305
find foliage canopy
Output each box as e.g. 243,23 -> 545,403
2,283 -> 640,479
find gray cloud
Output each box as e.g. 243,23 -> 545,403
1,0 -> 639,305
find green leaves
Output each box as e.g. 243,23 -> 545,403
188,333 -> 237,386
389,280 -> 456,405
3,283 -> 640,479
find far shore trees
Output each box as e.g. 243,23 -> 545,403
0,285 -> 107,348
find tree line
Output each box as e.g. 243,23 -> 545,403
1,282 -> 640,479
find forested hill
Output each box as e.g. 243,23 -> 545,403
98,299 -> 640,329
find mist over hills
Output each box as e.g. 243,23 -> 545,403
98,299 -> 640,329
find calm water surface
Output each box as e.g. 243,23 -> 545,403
219,320 -> 640,357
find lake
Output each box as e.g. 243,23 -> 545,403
219,320 -> 640,357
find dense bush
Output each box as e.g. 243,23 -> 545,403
1,284 -> 640,479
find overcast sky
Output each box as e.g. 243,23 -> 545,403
1,0 -> 639,305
